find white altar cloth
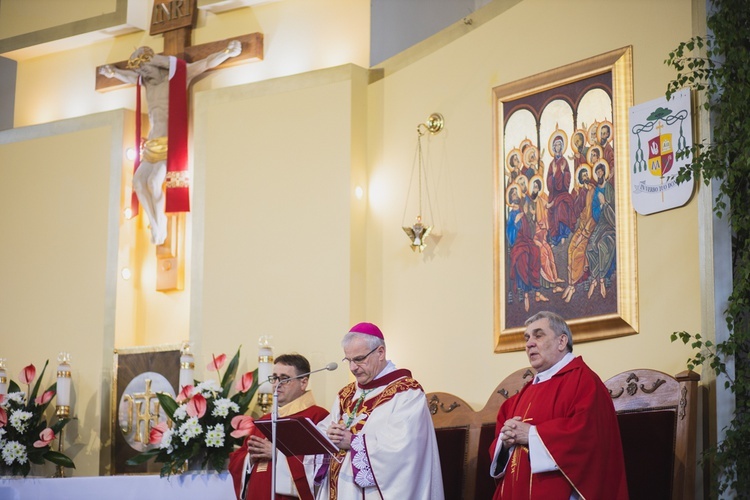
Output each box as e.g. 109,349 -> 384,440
0,471 -> 235,499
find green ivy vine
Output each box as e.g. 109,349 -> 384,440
665,0 -> 750,498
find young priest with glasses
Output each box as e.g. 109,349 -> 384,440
229,354 -> 329,500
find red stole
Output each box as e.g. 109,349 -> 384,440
132,79 -> 142,214
165,58 -> 189,213
228,405 -> 329,500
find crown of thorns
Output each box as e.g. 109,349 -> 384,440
126,47 -> 155,69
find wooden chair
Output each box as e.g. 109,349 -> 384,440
604,369 -> 700,500
427,391 -> 476,500
427,367 -> 535,499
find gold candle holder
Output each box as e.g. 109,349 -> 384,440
257,393 -> 273,414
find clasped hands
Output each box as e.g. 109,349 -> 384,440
500,416 -> 531,449
327,422 -> 353,450
247,435 -> 273,460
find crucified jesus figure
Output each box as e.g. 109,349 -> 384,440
99,41 -> 241,244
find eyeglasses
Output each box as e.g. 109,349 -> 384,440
342,346 -> 380,366
268,375 -> 296,384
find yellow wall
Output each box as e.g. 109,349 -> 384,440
366,0 -> 701,407
0,0 -> 119,38
190,64 -> 370,402
0,0 -> 709,478
0,110 -> 128,476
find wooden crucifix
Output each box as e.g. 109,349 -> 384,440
96,0 -> 263,291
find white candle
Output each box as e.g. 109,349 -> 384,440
0,358 -> 7,396
56,352 -> 72,410
179,342 -> 195,391
257,336 -> 273,395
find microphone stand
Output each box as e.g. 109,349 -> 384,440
268,362 -> 338,500
271,381 -> 280,500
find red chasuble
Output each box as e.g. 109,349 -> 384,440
490,356 -> 628,500
228,404 -> 329,500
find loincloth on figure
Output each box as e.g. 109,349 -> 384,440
141,137 -> 168,163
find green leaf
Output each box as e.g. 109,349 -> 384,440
44,450 -> 76,468
50,417 -> 70,434
28,359 -> 49,405
156,392 -> 179,420
125,448 -> 162,466
221,346 -> 242,398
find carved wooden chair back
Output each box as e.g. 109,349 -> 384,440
604,369 -> 700,500
427,391 -> 477,499
427,366 -> 535,499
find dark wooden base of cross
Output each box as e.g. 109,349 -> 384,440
96,21 -> 263,291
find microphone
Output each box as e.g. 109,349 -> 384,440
278,362 -> 338,384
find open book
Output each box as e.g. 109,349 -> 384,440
255,417 -> 339,457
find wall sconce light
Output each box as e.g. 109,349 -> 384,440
402,113 -> 444,252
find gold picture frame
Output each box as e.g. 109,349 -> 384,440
111,344 -> 181,474
493,47 -> 638,352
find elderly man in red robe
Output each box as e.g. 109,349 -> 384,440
228,354 -> 329,500
489,311 -> 628,499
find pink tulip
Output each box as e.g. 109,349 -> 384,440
35,390 -> 54,405
19,364 -> 36,385
149,422 -> 169,444
230,415 -> 255,438
235,371 -> 254,393
0,407 -> 6,428
33,428 -> 55,448
176,385 -> 194,403
206,353 -> 226,372
186,393 -> 207,418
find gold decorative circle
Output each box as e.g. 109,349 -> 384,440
425,113 -> 444,134
591,159 -> 610,182
571,129 -> 587,154
505,183 -> 522,208
522,144 -> 539,169
548,130 -> 569,158
597,120 -> 614,146
505,148 -> 523,175
575,164 -> 592,188
529,174 -> 545,196
587,121 -> 599,146
587,145 -> 603,166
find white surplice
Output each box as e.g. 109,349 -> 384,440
316,361 -> 444,500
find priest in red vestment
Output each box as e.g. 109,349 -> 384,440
489,311 -> 628,499
228,354 -> 329,500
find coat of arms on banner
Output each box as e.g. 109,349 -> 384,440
629,88 -> 694,215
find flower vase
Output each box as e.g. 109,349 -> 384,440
0,464 -> 18,479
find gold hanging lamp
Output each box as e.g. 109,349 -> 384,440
402,113 -> 444,252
